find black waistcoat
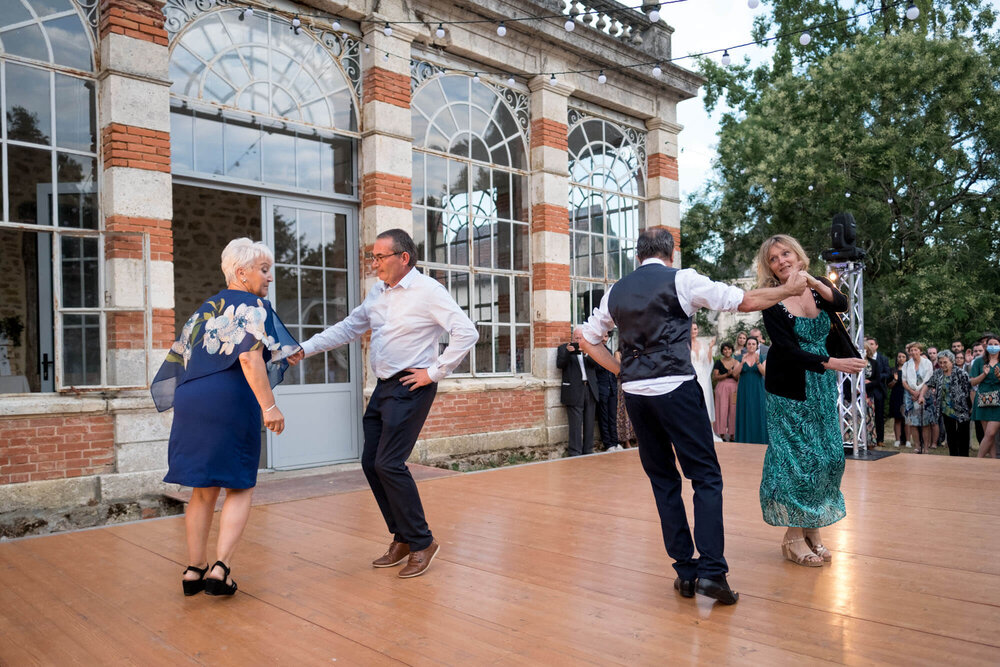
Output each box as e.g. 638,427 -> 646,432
608,263 -> 694,382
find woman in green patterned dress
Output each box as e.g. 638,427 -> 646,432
756,236 -> 867,567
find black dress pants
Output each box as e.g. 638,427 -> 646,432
597,377 -> 619,447
872,396 -> 886,444
565,386 -> 597,456
943,415 -> 970,457
624,379 -> 728,580
361,375 -> 438,551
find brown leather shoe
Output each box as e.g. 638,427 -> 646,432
372,541 -> 410,568
398,541 -> 440,578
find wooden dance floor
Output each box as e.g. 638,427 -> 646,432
1,444 -> 998,665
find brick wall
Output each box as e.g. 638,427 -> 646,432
530,118 -> 569,151
420,389 -> 546,439
99,0 -> 167,45
362,67 -> 410,107
101,124 -> 170,173
0,415 -> 114,484
361,173 -> 411,211
648,153 -> 679,181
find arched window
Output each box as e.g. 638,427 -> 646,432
411,72 -> 530,375
568,112 -> 645,325
1,0 -> 104,390
168,8 -> 357,195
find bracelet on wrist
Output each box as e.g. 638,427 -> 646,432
263,404 -> 277,413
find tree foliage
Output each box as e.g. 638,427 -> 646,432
682,0 -> 1000,351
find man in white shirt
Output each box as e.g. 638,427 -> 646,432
288,229 -> 478,578
578,228 -> 805,605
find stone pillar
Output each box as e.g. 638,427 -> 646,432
98,0 -> 174,384
644,117 -> 683,266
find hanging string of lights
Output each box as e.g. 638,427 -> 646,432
229,0 -> 920,85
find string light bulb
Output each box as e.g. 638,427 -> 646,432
564,18 -> 575,31
597,70 -> 607,84
507,74 -> 515,86
238,7 -> 253,20
828,269 -> 838,282
497,22 -> 507,37
363,44 -> 370,53
748,0 -> 760,9
808,185 -> 814,191
845,191 -> 851,198
652,64 -> 662,77
888,197 -> 893,203
981,206 -> 987,213
291,16 -> 301,28
721,50 -> 731,66
799,31 -> 811,46
382,51 -> 389,62
928,200 -> 936,207
435,23 -> 445,38
549,73 -> 557,84
473,72 -> 480,83
331,19 -> 341,31
906,2 -> 920,20
383,22 -> 392,36
648,6 -> 661,23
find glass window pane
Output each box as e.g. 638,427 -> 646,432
324,269 -> 349,328
475,274 -> 493,323
494,325 -> 511,374
300,268 -> 323,325
448,215 -> 468,266
57,153 -> 97,228
450,271 -> 470,317
472,218 -> 491,268
426,209 -> 446,264
170,110 -> 194,171
193,114 -> 224,175
494,170 -> 511,220
424,154 -> 448,208
60,236 -> 99,307
47,15 -> 94,71
512,222 -> 528,272
412,152 -> 425,205
324,213 -> 347,269
273,207 -> 296,264
514,277 -> 530,324
224,119 -> 261,181
515,325 -> 530,373
296,135 -> 322,190
57,189 -> 97,230
298,210 -> 323,267
412,208 -> 426,262
62,313 -> 100,386
54,75 -> 95,152
573,233 -> 589,277
262,126 -> 296,186
7,145 -> 52,225
496,275 -> 511,322
475,324 -> 492,374
495,219 -> 512,270
1,25 -> 49,63
273,266 -> 298,324
591,235 -> 605,279
300,328 -> 325,384
6,63 -> 51,145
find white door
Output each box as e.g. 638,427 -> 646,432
264,198 -> 361,468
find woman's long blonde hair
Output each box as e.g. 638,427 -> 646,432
756,234 -> 811,288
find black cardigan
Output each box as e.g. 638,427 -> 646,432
761,276 -> 849,402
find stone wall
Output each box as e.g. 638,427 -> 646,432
0,230 -> 27,378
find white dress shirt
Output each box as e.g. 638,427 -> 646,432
300,267 -> 478,382
580,258 -> 745,396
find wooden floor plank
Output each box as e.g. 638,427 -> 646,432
2,443 -> 998,665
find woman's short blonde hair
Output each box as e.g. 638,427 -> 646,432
908,341 -> 925,353
756,234 -> 811,288
221,238 -> 274,284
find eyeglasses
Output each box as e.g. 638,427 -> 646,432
365,251 -> 403,263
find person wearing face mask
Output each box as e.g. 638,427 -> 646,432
970,335 -> 1000,458
757,234 -> 866,568
151,238 -> 300,597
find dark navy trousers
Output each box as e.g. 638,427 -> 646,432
624,379 -> 728,580
361,374 -> 438,551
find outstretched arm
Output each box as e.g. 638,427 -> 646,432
738,271 -> 807,312
579,338 -> 620,375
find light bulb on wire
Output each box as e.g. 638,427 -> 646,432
497,22 -> 507,37
799,31 -> 811,46
507,74 -> 515,86
648,6 -> 661,23
808,185 -> 814,191
597,70 -> 607,84
564,18 -> 575,31
549,73 -> 557,84
928,200 -> 936,207
652,64 -> 662,77
383,22 -> 392,36
331,19 -> 340,31
981,206 -> 987,213
473,73 -> 480,83
291,16 -> 301,28
845,192 -> 851,198
721,50 -> 731,66
906,2 -> 920,20
435,23 -> 445,38
238,7 -> 253,20
748,0 -> 760,9
382,51 -> 389,62
363,44 -> 370,53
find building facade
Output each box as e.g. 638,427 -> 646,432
0,0 -> 701,517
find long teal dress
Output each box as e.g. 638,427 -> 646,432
760,311 -> 846,528
736,356 -> 768,444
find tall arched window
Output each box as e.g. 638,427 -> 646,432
1,0 -> 107,390
168,8 -> 358,195
411,72 -> 531,375
568,112 -> 646,324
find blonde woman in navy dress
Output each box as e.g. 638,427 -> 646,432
151,238 -> 299,596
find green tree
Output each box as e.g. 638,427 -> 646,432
683,1 -> 1000,351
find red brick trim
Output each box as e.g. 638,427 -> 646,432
105,308 -> 173,350
648,153 -> 679,181
534,321 -> 572,348
0,415 -> 114,484
153,308 -> 174,349
99,0 -> 168,46
102,123 -> 170,173
530,119 -> 568,151
362,172 -> 411,210
420,389 -> 545,438
532,263 -> 570,292
531,204 -> 569,234
104,216 -> 173,262
362,67 -> 410,108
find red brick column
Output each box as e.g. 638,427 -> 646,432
645,119 -> 683,261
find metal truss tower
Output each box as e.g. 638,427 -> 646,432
828,261 -> 867,455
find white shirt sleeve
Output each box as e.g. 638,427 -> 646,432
676,269 -> 745,317
425,282 -> 479,383
300,285 -> 374,356
580,287 -> 616,345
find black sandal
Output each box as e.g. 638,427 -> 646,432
182,563 -> 209,596
204,560 -> 238,596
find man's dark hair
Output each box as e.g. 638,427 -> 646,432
865,335 -> 877,343
377,228 -> 418,268
636,228 -> 675,262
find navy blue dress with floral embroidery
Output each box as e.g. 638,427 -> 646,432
151,290 -> 299,489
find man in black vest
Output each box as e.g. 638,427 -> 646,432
557,329 -> 600,456
579,228 -> 806,605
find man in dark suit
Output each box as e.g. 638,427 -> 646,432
864,336 -> 890,446
557,329 -> 600,456
594,335 -> 619,451
578,228 -> 805,606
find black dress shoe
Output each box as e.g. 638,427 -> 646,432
695,575 -> 739,605
673,577 -> 695,598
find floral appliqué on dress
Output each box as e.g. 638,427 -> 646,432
167,297 -> 292,369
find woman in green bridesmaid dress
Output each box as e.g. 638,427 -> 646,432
756,235 -> 867,567
735,336 -> 768,444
